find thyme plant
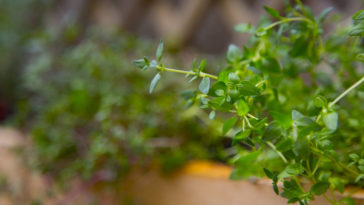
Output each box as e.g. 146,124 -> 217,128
135,2 -> 364,205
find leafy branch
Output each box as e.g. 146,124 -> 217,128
135,3 -> 364,205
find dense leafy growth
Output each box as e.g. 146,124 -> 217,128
136,2 -> 364,204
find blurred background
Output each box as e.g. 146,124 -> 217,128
0,0 -> 363,204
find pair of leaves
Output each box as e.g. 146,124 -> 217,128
134,40 -> 164,93
263,168 -> 280,195
281,179 -> 307,203
350,10 -> 364,36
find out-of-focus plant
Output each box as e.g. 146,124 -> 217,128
19,28 -> 226,184
136,1 -> 364,204
0,0 -> 49,121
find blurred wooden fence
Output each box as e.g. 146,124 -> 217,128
48,0 -> 362,53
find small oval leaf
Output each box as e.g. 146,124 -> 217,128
149,73 -> 161,94
199,77 -> 210,94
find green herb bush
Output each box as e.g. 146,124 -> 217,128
136,2 -> 364,204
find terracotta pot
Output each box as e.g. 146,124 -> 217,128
124,161 -> 364,205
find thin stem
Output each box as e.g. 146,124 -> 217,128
255,80 -> 266,87
247,113 -> 258,120
242,118 -> 246,131
323,194 -> 335,204
156,65 -> 218,80
243,115 -> 253,128
293,176 -> 306,193
329,76 -> 364,107
264,17 -> 312,31
266,141 -> 288,163
310,147 -> 360,176
329,188 -> 338,205
311,157 -> 321,176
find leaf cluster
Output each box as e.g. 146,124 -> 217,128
136,2 -> 364,204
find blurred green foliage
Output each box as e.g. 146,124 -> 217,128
0,0 -> 49,119
0,0 -> 227,185
18,29 -> 227,182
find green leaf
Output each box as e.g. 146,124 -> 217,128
228,72 -> 240,83
287,198 -> 300,203
278,164 -> 304,179
357,53 -> 364,62
232,129 -> 250,145
289,36 -> 308,57
273,182 -> 279,195
255,27 -> 267,36
264,6 -> 281,19
323,111 -> 338,131
150,60 -> 157,68
149,73 -> 161,94
262,122 -> 281,142
156,40 -> 164,62
230,150 -> 260,179
226,44 -> 243,63
310,182 -> 330,195
317,7 -> 333,23
198,59 -> 207,72
349,22 -> 364,36
342,197 -> 356,205
234,23 -> 254,33
236,99 -> 249,116
275,138 -> 293,152
314,96 -> 327,108
222,116 -> 238,135
143,57 -> 150,66
237,81 -> 260,96
133,59 -> 146,69
263,168 -> 274,179
264,57 -> 281,73
355,174 -> 364,183
353,10 -> 364,21
208,81 -> 227,97
270,111 -> 291,128
281,180 -> 306,201
199,77 -> 210,94
209,110 -> 216,120
292,110 -> 315,127
349,153 -> 359,161
215,89 -> 225,96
